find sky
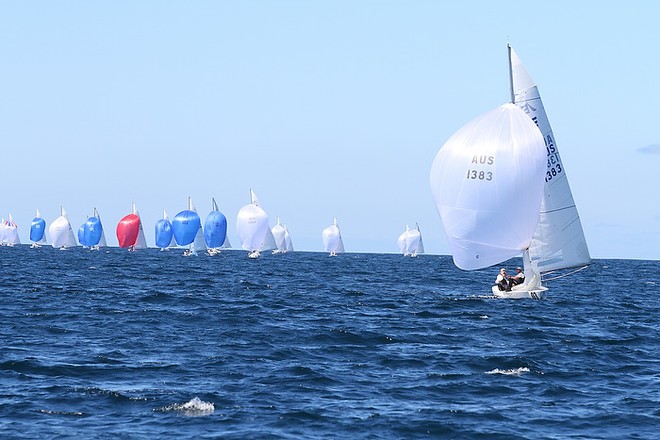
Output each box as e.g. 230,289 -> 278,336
1,1 -> 658,259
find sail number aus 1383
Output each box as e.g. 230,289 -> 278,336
466,155 -> 494,181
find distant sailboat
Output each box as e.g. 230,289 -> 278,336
49,207 -> 77,249
204,198 -> 228,256
154,209 -> 175,251
116,203 -> 148,251
236,189 -> 276,258
30,209 -> 47,248
322,217 -> 344,256
397,223 -> 424,257
429,45 -> 590,299
283,225 -> 293,252
271,218 -> 293,254
1,214 -> 20,246
79,208 -> 106,250
172,197 -> 206,256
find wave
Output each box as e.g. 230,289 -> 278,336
485,367 -> 530,376
154,397 -> 214,416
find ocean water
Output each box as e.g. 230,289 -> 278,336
1,246 -> 658,439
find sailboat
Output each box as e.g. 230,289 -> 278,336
49,207 -> 77,249
236,189 -> 276,258
116,202 -> 148,251
154,209 -> 175,251
283,224 -> 293,252
430,45 -> 590,299
322,217 -> 344,256
30,209 -> 47,248
204,198 -> 228,256
79,208 -> 106,250
172,197 -> 207,256
1,214 -> 20,246
397,223 -> 424,257
271,218 -> 293,254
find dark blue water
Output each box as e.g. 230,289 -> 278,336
1,246 -> 658,439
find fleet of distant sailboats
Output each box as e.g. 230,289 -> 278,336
1,46 -> 591,300
2,195 -> 425,260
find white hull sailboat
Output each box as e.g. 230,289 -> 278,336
271,217 -> 293,254
49,207 -> 78,249
236,189 -> 275,258
430,45 -> 589,299
322,217 -> 344,256
397,223 -> 424,257
1,214 -> 21,246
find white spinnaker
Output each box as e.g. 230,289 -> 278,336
405,227 -> 422,255
322,218 -> 345,253
510,47 -> 591,272
49,207 -> 77,248
397,226 -> 409,254
430,103 -> 547,270
236,203 -> 270,252
271,219 -> 287,251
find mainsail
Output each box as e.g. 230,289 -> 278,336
509,46 -> 591,272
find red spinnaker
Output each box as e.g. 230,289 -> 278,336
116,214 -> 140,248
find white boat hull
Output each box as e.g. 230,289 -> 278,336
491,285 -> 547,300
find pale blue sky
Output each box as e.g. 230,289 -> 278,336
1,1 -> 658,259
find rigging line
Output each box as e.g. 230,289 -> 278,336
539,204 -> 577,215
542,265 -> 589,282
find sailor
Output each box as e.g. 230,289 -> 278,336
510,267 -> 525,286
495,268 -> 510,291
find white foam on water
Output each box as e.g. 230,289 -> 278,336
485,367 -> 530,376
155,397 -> 215,416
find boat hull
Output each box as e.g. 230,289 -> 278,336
491,285 -> 547,300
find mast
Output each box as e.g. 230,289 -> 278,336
507,44 -> 515,103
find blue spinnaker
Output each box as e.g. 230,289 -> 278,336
155,218 -> 174,248
30,217 -> 46,242
84,217 -> 104,247
204,210 -> 227,248
172,210 -> 200,246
